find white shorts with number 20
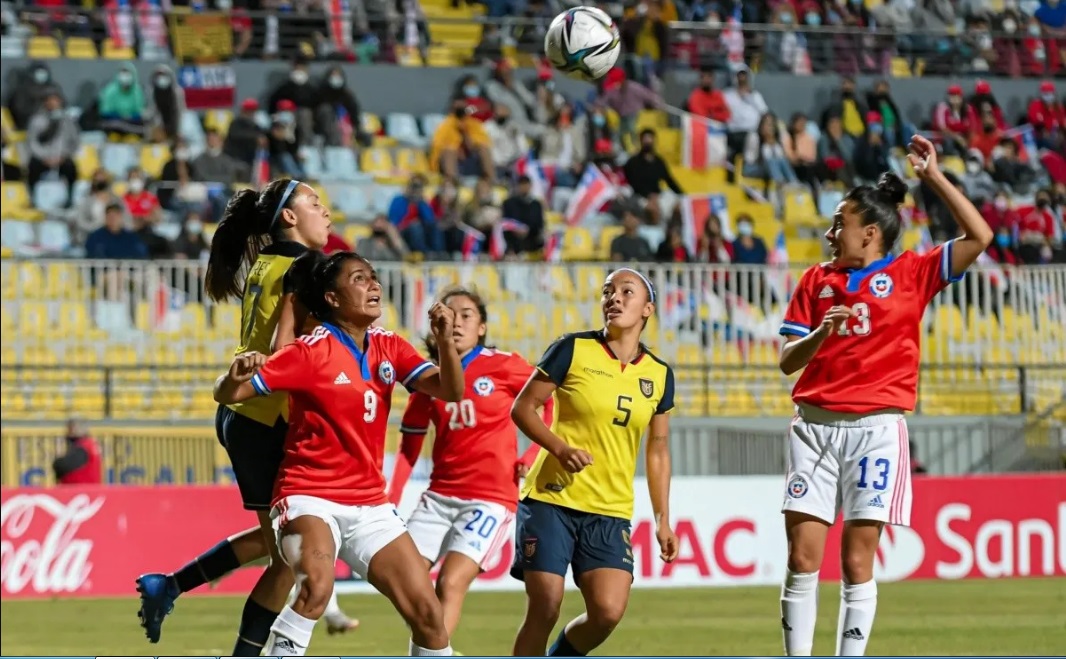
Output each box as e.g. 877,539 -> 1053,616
407,490 -> 515,568
781,404 -> 913,527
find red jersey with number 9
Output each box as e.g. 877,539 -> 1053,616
250,324 -> 435,506
399,347 -> 543,511
779,240 -> 966,414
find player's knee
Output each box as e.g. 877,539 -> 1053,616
525,592 -> 563,628
404,590 -> 446,637
787,535 -> 824,573
296,570 -> 334,618
587,600 -> 626,633
841,549 -> 875,584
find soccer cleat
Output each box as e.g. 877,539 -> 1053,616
136,573 -> 180,643
325,614 -> 360,635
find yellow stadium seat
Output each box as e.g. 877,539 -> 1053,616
468,265 -> 504,302
395,148 -> 429,175
104,345 -> 139,366
204,110 -> 234,137
361,113 -> 383,138
64,37 -> 98,59
18,301 -> 49,335
23,345 -> 59,366
311,185 -> 344,222
73,144 -> 101,180
343,223 -> 372,246
140,144 -> 171,179
102,39 -> 135,59
1,107 -> 15,136
27,36 -> 61,58
1,182 -> 44,221
359,148 -> 395,176
636,109 -> 668,132
597,225 -> 624,260
66,345 -> 101,367
940,156 -> 966,176
783,189 -> 817,221
111,390 -> 148,419
561,227 -> 596,262
890,57 -> 912,78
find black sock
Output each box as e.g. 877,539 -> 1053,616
232,599 -> 280,656
548,629 -> 586,657
170,539 -> 240,594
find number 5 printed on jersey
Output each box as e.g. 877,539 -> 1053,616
837,302 -> 872,337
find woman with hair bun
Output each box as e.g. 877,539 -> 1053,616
776,135 -> 993,657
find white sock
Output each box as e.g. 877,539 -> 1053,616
836,580 -> 878,657
409,640 -> 453,656
267,606 -> 317,657
324,590 -> 342,619
781,570 -> 819,656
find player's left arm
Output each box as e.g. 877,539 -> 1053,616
908,135 -> 993,279
645,368 -> 678,563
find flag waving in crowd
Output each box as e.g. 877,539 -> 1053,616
565,164 -> 616,226
681,113 -> 728,170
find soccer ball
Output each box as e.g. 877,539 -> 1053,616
544,6 -> 621,82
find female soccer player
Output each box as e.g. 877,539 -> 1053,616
509,267 -> 680,657
388,287 -> 553,638
214,250 -> 465,657
136,179 -> 356,651
777,135 -> 992,657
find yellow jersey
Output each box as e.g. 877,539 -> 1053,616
521,330 -> 675,520
227,241 -> 307,426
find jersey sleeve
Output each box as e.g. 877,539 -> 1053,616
388,334 -> 436,390
913,240 -> 966,303
655,365 -> 675,415
250,339 -> 316,395
536,334 -> 576,387
399,391 -> 433,435
505,354 -> 537,395
779,266 -> 819,338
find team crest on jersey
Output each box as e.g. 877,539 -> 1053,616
473,376 -> 495,397
639,378 -> 654,398
378,360 -> 396,385
869,273 -> 894,298
788,475 -> 808,499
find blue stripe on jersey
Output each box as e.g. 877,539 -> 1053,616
845,253 -> 896,292
402,360 -> 435,388
461,345 -> 484,370
321,321 -> 372,381
942,238 -> 965,283
250,373 -> 270,396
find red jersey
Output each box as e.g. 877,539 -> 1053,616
779,242 -> 964,414
250,323 -> 435,506
395,347 -> 547,511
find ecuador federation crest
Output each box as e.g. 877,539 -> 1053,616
639,378 -> 654,399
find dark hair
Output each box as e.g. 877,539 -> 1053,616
288,250 -> 370,323
639,128 -> 656,140
423,286 -> 489,362
842,172 -> 907,254
205,178 -> 300,302
104,202 -> 124,215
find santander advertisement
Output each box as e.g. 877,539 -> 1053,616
1,475 -> 1063,598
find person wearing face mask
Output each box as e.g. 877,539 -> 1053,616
980,191 -> 1021,241
1017,191 -> 1058,263
991,138 -> 1039,194
223,99 -> 265,167
122,166 -> 163,227
8,62 -> 61,130
853,114 -> 891,182
730,214 -> 768,265
268,57 -> 318,147
356,214 -> 409,262
501,175 -> 546,254
388,174 -> 445,255
986,226 -> 1021,265
484,104 -> 528,178
451,75 -> 493,122
931,84 -> 973,156
967,80 -> 1006,133
313,67 -> 371,148
194,129 -> 252,187
622,129 -> 683,224
687,67 -> 731,124
1028,81 -> 1066,150
967,107 -> 1004,165
26,92 -> 80,207
173,212 -> 210,261
98,63 -> 147,137
485,60 -> 539,138
73,169 -> 123,241
430,98 -> 494,182
147,65 -> 186,142
820,76 -> 867,139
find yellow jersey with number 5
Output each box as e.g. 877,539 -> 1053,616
520,330 -> 675,520
227,241 -> 307,426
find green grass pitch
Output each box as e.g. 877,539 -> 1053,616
1,578 -> 1063,656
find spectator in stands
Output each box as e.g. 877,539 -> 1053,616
357,214 -> 409,262
1,128 -> 23,182
723,66 -> 768,170
389,174 -> 444,255
697,213 -> 733,264
656,221 -> 692,263
1035,0 -> 1066,32
986,224 -> 1021,266
585,105 -> 618,161
982,189 -> 1022,237
763,4 -> 810,74
599,66 -> 662,142
323,231 -> 353,255
620,0 -> 669,82
172,211 -> 209,261
1029,81 -> 1066,150
687,68 -> 730,124
968,105 -> 1005,165
131,210 -> 173,260
26,91 -> 79,207
731,214 -> 768,265
501,175 -> 545,254
157,137 -> 200,212
52,419 -> 101,486
865,79 -> 907,149
193,129 -> 251,186
623,128 -> 683,225
820,76 -> 865,139
539,103 -> 587,189
610,207 -> 654,262
268,56 -> 317,146
1018,189 -> 1057,263
146,65 -> 185,143
484,60 -> 538,138
122,166 -> 162,222
98,63 -> 147,138
1017,16 -> 1055,77
85,203 -> 147,260
269,104 -> 305,179
743,113 -> 799,189
817,114 -> 856,186
430,178 -> 464,253
532,71 -> 566,127
933,84 -> 973,156
484,103 -> 528,179
314,66 -> 371,148
960,15 -> 998,73
853,118 -> 891,183
73,169 -> 122,243
431,98 -> 494,181
6,61 -> 60,131
991,138 -> 1039,194
960,150 -> 998,204
453,74 -> 493,123
783,113 -> 819,195
224,99 -> 263,167
462,177 -> 503,233
968,80 -> 1007,132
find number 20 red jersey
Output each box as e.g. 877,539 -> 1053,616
779,240 -> 966,414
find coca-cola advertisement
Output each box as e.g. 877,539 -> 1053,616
2,475 -> 1064,598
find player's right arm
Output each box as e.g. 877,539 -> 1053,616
778,268 -> 854,375
389,393 -> 432,505
214,339 -> 314,404
512,335 -> 593,474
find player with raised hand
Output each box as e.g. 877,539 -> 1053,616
214,250 -> 464,657
509,268 -> 679,657
777,135 -> 992,657
387,287 -> 554,639
136,179 -> 357,652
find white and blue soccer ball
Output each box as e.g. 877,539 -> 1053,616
544,6 -> 622,82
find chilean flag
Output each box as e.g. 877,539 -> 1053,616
459,225 -> 485,262
681,113 -> 728,170
679,194 -> 732,255
565,164 -> 616,226
152,281 -> 186,331
105,0 -> 135,49
252,148 -> 270,190
543,228 -> 565,263
515,151 -> 551,203
766,229 -> 794,301
489,219 -> 528,261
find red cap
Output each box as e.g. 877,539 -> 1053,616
866,111 -> 883,124
594,138 -> 613,155
603,67 -> 625,91
1040,80 -> 1055,93
240,98 -> 259,111
975,80 -> 992,94
538,68 -> 553,81
276,99 -> 296,112
947,84 -> 963,96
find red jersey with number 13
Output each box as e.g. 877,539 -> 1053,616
779,240 -> 967,414
250,324 -> 435,506
399,347 -> 546,511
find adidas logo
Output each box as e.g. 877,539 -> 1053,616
869,494 -> 885,509
819,285 -> 835,299
274,637 -> 297,653
334,372 -> 352,385
842,628 -> 865,641
781,617 -> 793,631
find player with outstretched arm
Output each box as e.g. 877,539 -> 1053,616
388,286 -> 554,640
214,250 -> 465,657
777,136 -> 993,657
509,267 -> 680,657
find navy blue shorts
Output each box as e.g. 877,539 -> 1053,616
510,498 -> 633,585
215,405 -> 287,511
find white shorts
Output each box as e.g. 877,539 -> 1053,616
406,490 -> 515,568
781,405 -> 913,527
271,495 -> 407,579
